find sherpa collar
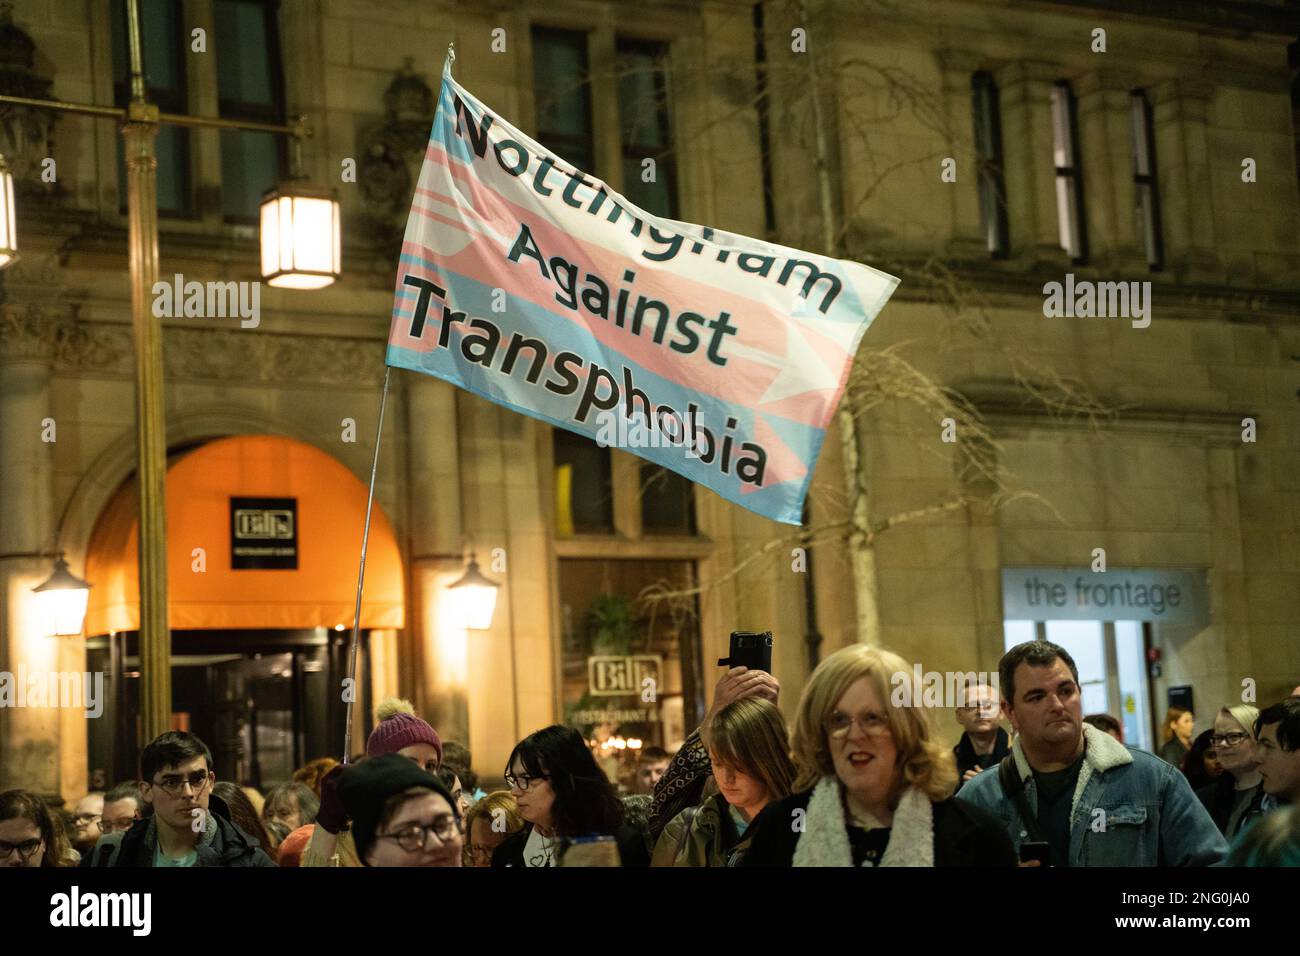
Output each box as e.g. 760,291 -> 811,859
1010,723 -> 1133,820
792,775 -> 934,867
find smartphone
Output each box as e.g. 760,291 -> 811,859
1018,841 -> 1051,867
717,630 -> 773,673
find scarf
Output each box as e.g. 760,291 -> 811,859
792,775 -> 934,867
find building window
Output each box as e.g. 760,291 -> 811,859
1129,90 -> 1163,271
640,463 -> 696,535
111,0 -> 190,216
615,38 -> 677,218
531,27 -> 595,173
215,0 -> 286,222
1050,81 -> 1087,263
554,430 -> 615,534
971,71 -> 1009,257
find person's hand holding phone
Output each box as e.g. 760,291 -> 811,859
704,666 -> 780,727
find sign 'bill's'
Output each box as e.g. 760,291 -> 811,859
387,61 -> 898,525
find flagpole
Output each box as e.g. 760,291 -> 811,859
342,365 -> 393,763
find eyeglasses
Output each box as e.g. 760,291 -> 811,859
505,772 -> 550,792
379,816 -> 462,853
71,813 -> 101,827
0,838 -> 43,862
150,770 -> 211,797
825,711 -> 892,740
467,844 -> 495,864
1210,733 -> 1250,748
98,816 -> 137,834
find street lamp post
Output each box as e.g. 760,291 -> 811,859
0,0 -> 334,742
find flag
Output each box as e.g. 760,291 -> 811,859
387,61 -> 898,525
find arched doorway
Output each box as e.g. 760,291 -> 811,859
82,435 -> 404,787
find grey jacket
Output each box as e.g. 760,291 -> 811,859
956,724 -> 1227,866
82,794 -> 275,868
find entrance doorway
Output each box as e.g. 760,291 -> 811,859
1003,619 -> 1154,752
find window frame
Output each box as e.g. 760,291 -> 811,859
971,71 -> 1009,259
1129,89 -> 1164,272
1050,80 -> 1088,264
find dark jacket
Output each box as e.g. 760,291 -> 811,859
652,789 -> 754,867
491,821 -> 651,868
741,788 -> 1016,867
1196,774 -> 1269,841
82,794 -> 275,868
953,727 -> 1011,790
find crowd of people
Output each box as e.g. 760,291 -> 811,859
2,639 -> 1299,868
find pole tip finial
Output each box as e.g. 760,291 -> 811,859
447,41 -> 456,63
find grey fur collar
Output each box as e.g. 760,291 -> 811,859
792,775 -> 934,867
1010,723 -> 1133,820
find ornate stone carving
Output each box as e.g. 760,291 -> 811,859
358,59 -> 436,260
0,302 -> 52,360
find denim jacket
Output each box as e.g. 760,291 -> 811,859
956,724 -> 1227,866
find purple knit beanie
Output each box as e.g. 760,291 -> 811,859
366,697 -> 443,762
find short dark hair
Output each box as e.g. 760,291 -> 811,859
1083,714 -> 1122,736
140,731 -> 213,783
638,746 -> 670,764
1256,698 -> 1300,752
440,741 -> 478,792
103,782 -> 142,810
999,641 -> 1080,706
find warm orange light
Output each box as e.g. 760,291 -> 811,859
259,185 -> 340,289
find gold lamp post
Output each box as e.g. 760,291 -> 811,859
0,0 -> 338,741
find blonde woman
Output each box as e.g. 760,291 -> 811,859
652,698 -> 796,867
463,791 -> 525,867
1198,704 -> 1267,840
743,645 -> 1014,867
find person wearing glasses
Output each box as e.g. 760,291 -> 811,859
67,791 -> 105,857
0,789 -> 75,867
493,724 -> 650,867
743,645 -> 1015,867
82,731 -> 275,867
953,679 -> 1010,791
1190,702 -> 1263,837
98,781 -> 145,838
462,790 -> 525,867
338,752 -> 463,866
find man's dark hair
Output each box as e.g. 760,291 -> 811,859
1082,713 -> 1122,736
1256,698 -> 1300,752
104,781 -> 143,810
140,731 -> 213,783
440,740 -> 478,793
998,641 -> 1080,706
639,746 -> 670,764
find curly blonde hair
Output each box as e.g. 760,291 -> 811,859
790,645 -> 959,802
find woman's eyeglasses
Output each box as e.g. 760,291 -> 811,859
1210,732 -> 1250,748
0,838 -> 43,862
505,772 -> 550,792
825,710 -> 892,740
379,816 -> 462,853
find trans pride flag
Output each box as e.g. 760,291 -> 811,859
386,61 -> 898,525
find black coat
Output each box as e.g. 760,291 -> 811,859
953,728 -> 1011,790
741,788 -> 1017,867
82,794 -> 275,868
1196,774 -> 1268,840
491,821 -> 651,868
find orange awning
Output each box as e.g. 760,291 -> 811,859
84,435 -> 405,634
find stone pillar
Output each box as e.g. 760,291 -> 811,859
935,48 -> 987,259
1150,78 -> 1224,283
995,60 -> 1069,266
1075,69 -> 1149,272
0,305 -> 58,796
404,376 -> 467,744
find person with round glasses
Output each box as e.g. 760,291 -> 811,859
339,753 -> 463,867
1196,704 -> 1267,840
0,789 -> 75,867
493,725 -> 649,867
743,645 -> 1015,867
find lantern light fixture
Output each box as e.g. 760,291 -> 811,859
446,553 -> 500,631
31,553 -> 91,637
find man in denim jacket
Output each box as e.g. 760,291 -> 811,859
958,640 -> 1225,867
